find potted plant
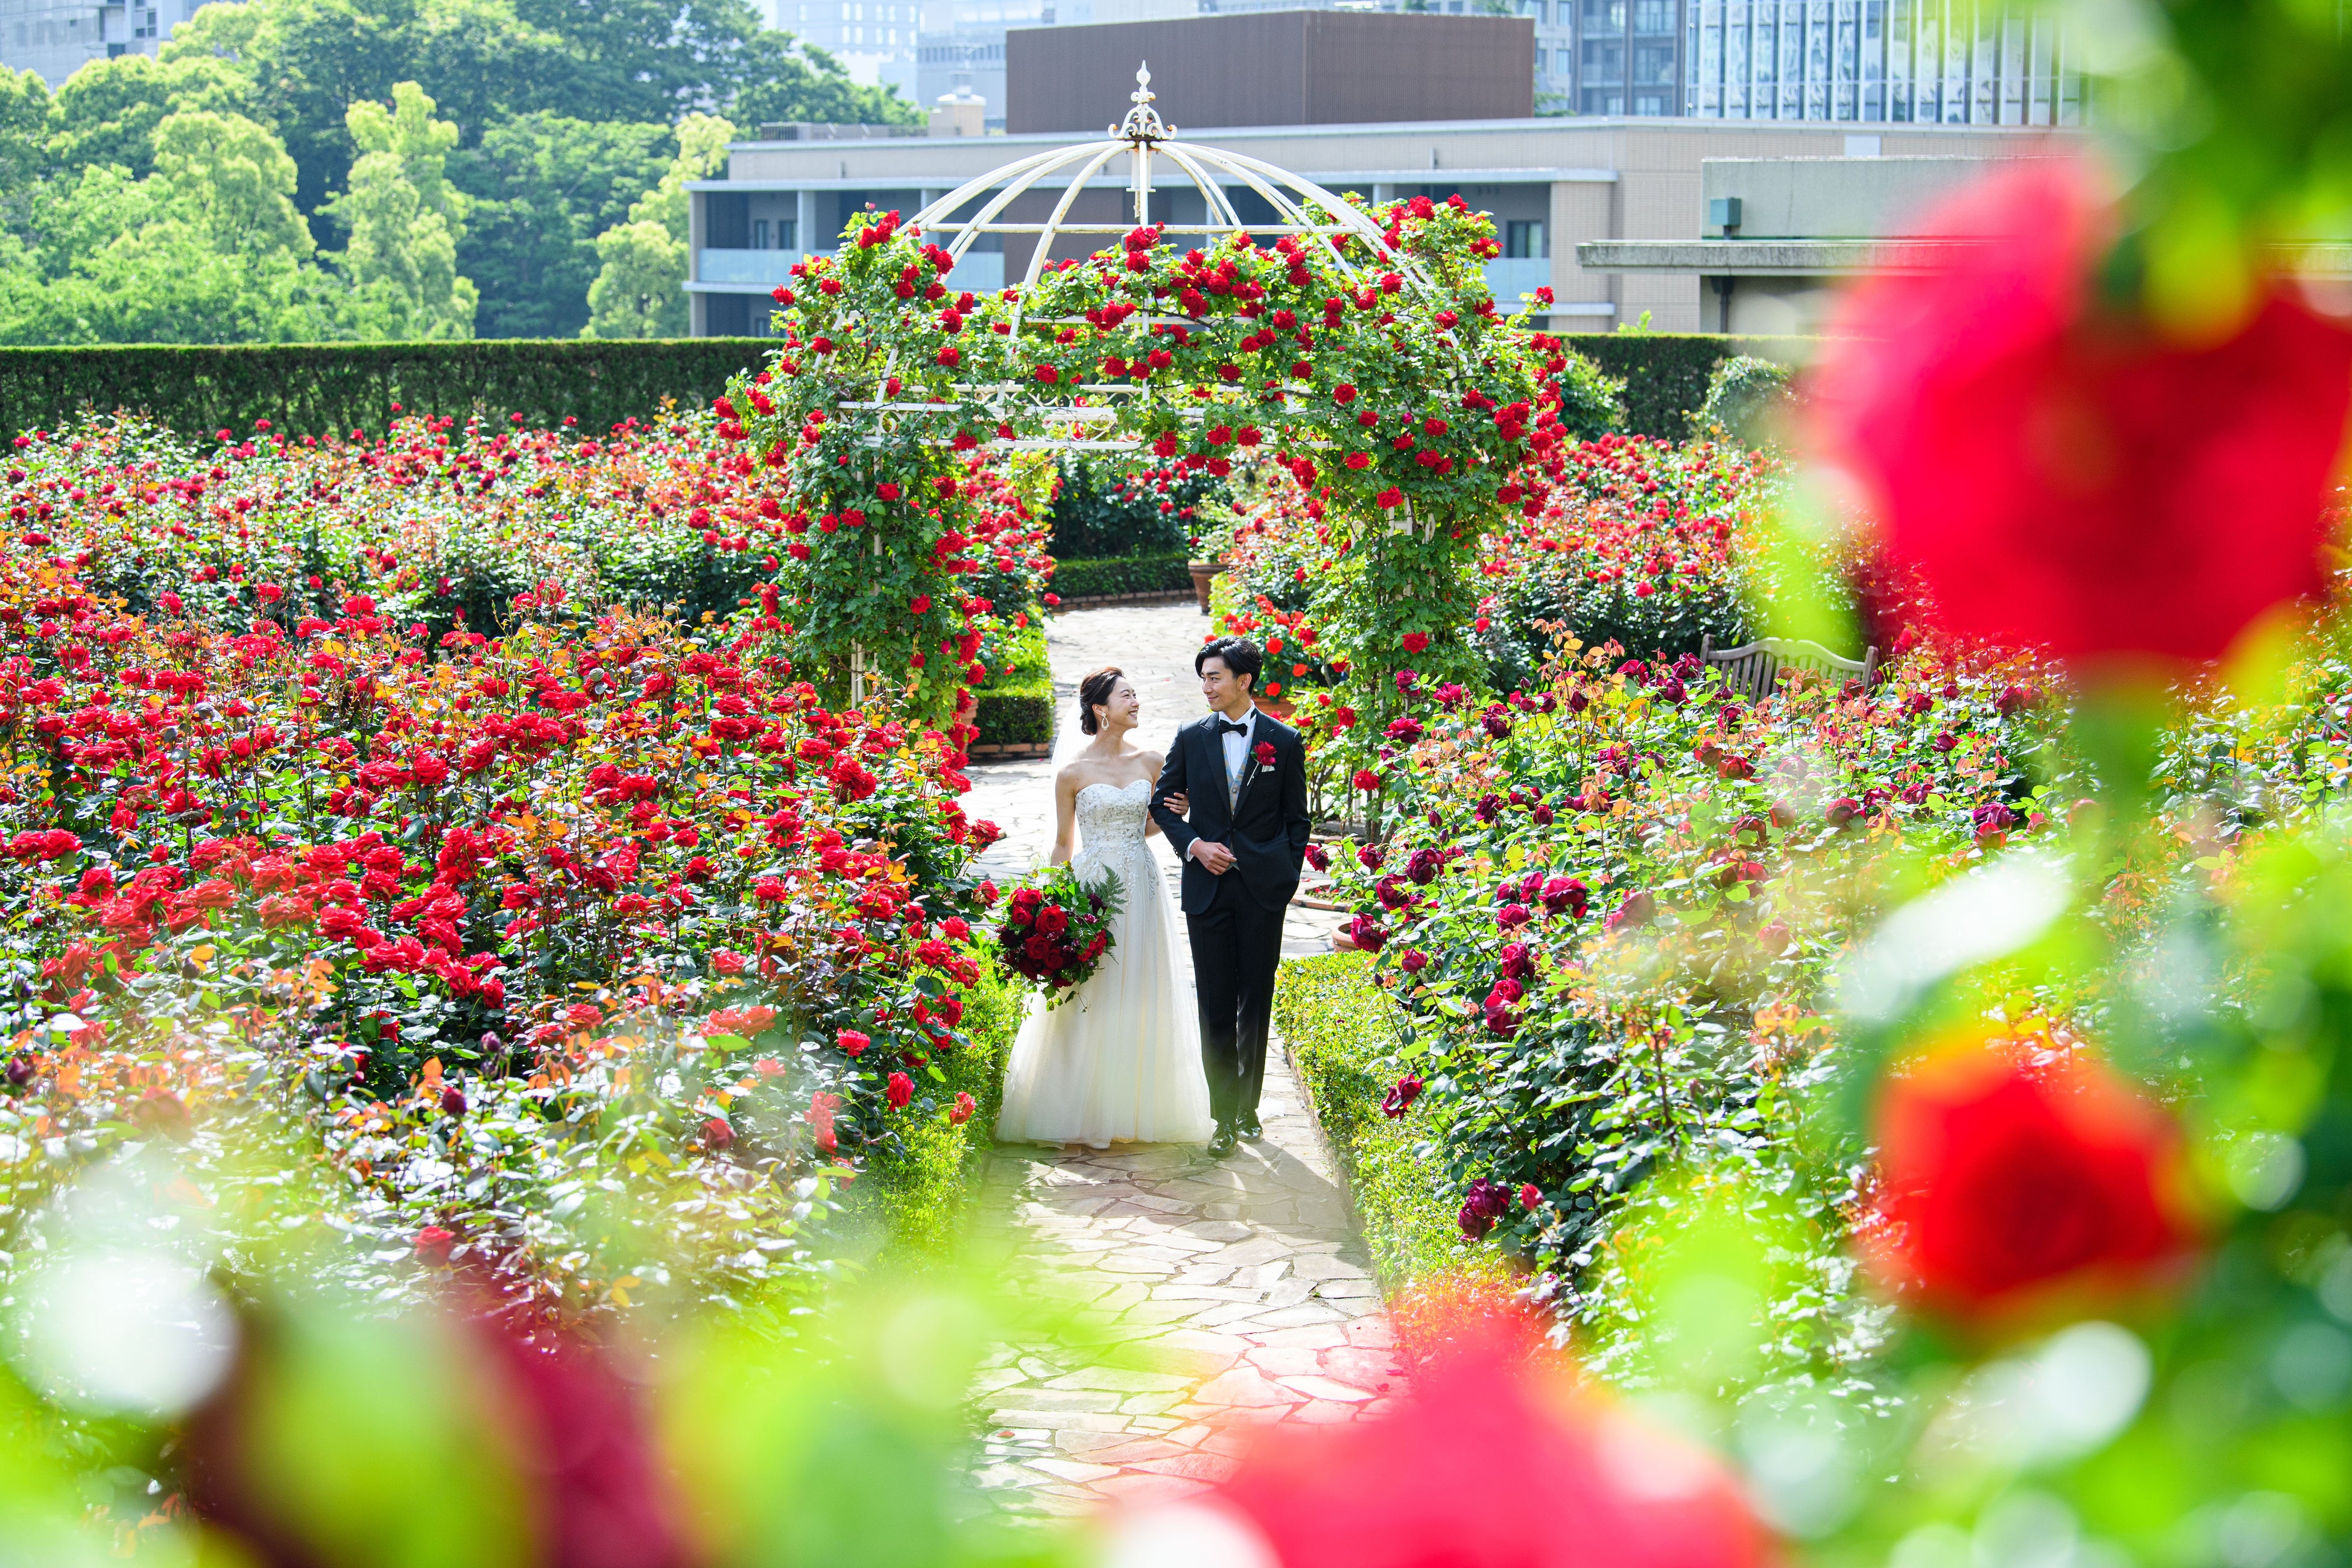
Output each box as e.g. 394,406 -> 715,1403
1186,557 -> 1222,615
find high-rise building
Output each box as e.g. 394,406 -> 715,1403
1,0 -> 215,86
774,0 -> 947,104
1684,0 -> 2081,123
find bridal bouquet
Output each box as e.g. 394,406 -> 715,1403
994,867 -> 1121,1008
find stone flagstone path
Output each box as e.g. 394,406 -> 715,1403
959,604 -> 1394,1514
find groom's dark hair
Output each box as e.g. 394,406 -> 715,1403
1195,637 -> 1261,692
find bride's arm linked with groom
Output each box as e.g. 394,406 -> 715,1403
1146,637 -> 1313,1154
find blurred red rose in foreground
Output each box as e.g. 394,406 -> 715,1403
1864,1034 -> 2202,1329
1808,158 -> 2352,668
1144,1335 -> 1775,1568
191,1291 -> 693,1568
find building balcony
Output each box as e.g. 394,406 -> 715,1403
698,248 -> 808,285
695,248 -> 1007,292
1484,256 -> 1554,306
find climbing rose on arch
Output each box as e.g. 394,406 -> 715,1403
1807,157 -> 2352,668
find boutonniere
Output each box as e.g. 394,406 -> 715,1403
1253,741 -> 1277,768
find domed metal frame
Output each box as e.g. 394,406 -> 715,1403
845,65 -> 1453,455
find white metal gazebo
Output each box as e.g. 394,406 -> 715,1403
836,65 -> 1467,461
908,63 -> 1437,338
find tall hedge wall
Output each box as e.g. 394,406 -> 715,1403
0,334 -> 1818,448
1564,332 -> 1815,440
0,340 -> 774,443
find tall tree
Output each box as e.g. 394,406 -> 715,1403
324,81 -> 477,338
0,111 -> 347,344
163,0 -> 580,215
0,68 -> 50,198
583,112 -> 729,340
451,112 -> 671,338
45,52 -> 259,180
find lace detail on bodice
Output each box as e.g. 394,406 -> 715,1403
1074,778 -> 1152,857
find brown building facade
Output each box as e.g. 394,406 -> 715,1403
1004,12 -> 1536,134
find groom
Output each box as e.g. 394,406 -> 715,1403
1150,637 -> 1312,1158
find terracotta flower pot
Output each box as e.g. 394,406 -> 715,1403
1187,559 -> 1222,616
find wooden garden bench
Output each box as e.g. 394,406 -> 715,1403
1698,634 -> 1880,701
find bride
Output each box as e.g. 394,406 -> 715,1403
994,668 -> 1217,1149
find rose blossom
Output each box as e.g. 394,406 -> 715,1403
1865,1032 -> 2201,1327
1807,157 -> 2352,667
1203,1334 -> 1775,1568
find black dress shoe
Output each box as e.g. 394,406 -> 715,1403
1207,1124 -> 1238,1157
1236,1114 -> 1264,1142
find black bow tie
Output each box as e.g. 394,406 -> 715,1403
1216,718 -> 1250,735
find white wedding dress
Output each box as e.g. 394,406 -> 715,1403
994,779 -> 1218,1148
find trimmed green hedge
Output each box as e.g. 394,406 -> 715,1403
855,960 -> 1022,1265
1049,552 -> 1192,601
1563,332 -> 1815,440
1275,952 -> 1506,1294
1,335 -> 1820,447
0,340 -> 773,443
973,618 -> 1054,748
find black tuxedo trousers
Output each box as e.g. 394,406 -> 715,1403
1188,870 -> 1286,1127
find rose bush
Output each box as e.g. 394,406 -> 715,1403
0,481 -> 1020,1319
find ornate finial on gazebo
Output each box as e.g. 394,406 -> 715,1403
1113,61 -> 1173,143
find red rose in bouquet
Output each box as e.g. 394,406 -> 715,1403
993,865 -> 1122,1009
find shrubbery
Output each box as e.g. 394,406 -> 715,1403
0,413 -> 1044,1321
1046,552 -> 1193,601
1274,952 -> 1503,1293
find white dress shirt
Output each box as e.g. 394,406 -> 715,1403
1190,707 -> 1257,867
1217,706 -> 1257,806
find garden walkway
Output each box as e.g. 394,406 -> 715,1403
960,604 -> 1397,1516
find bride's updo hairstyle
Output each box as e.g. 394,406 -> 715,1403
1077,668 -> 1125,735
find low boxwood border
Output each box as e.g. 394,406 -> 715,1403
855,959 -> 1022,1265
1049,552 -> 1192,601
1275,951 -> 1508,1294
973,619 -> 1054,748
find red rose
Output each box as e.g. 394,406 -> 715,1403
701,1116 -> 735,1148
885,1071 -> 914,1108
1380,1073 -> 1423,1117
1608,890 -> 1657,930
1351,769 -> 1383,792
806,1090 -> 840,1152
1401,632 -> 1429,653
1865,1033 -> 2201,1327
1035,904 -> 1069,936
1809,159 -> 2352,667
1210,1337 -> 1773,1568
950,1091 -> 975,1125
1254,741 -> 1277,767
414,1225 -> 458,1265
1024,931 -> 1058,964
836,1029 -> 871,1057
1332,384 -> 1356,404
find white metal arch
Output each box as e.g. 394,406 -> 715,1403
907,63 -> 1441,335
840,65 -> 1472,455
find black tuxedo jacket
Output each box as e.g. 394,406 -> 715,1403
1150,709 -> 1312,915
